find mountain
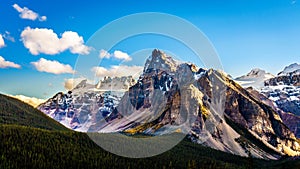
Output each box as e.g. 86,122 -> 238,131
0,94 -> 67,131
266,63 -> 300,86
278,63 -> 300,76
38,76 -> 134,131
39,49 -> 300,160
237,63 -> 300,139
235,68 -> 274,90
4,92 -> 299,168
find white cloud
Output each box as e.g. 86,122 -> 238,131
12,4 -> 46,21
9,94 -> 45,107
64,78 -> 85,90
92,65 -> 143,77
99,49 -> 132,61
0,34 -> 5,48
113,50 -> 132,61
31,58 -> 75,74
0,56 -> 21,69
21,27 -> 91,55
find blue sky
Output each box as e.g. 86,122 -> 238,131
0,0 -> 300,99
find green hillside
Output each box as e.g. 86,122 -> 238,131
0,94 -> 67,131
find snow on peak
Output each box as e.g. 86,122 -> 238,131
278,63 -> 300,76
246,68 -> 268,77
235,68 -> 274,90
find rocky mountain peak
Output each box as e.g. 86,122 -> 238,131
143,49 -> 177,73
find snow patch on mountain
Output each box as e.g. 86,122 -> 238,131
235,68 -> 274,90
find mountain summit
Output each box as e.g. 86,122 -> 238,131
143,49 -> 178,73
235,68 -> 274,89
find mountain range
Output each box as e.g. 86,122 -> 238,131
236,63 -> 300,138
38,49 -> 300,160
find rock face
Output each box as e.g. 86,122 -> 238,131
39,50 -> 300,159
238,63 -> 300,138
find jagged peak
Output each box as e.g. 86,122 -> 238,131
143,49 -> 178,73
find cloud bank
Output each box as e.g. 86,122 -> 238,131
9,94 -> 45,107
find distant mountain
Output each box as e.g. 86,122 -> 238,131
0,94 -> 67,131
39,49 -> 300,159
237,63 -> 300,139
278,63 -> 300,76
38,76 -> 134,131
235,68 -> 274,90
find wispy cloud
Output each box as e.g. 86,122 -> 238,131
21,27 -> 91,55
12,4 -> 46,21
2,31 -> 15,42
92,65 -> 142,77
0,56 -> 21,69
99,49 -> 132,61
31,58 -> 75,74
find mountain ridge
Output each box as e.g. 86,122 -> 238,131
38,49 -> 300,159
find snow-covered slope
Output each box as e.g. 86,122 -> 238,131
278,63 -> 300,76
235,68 -> 274,90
